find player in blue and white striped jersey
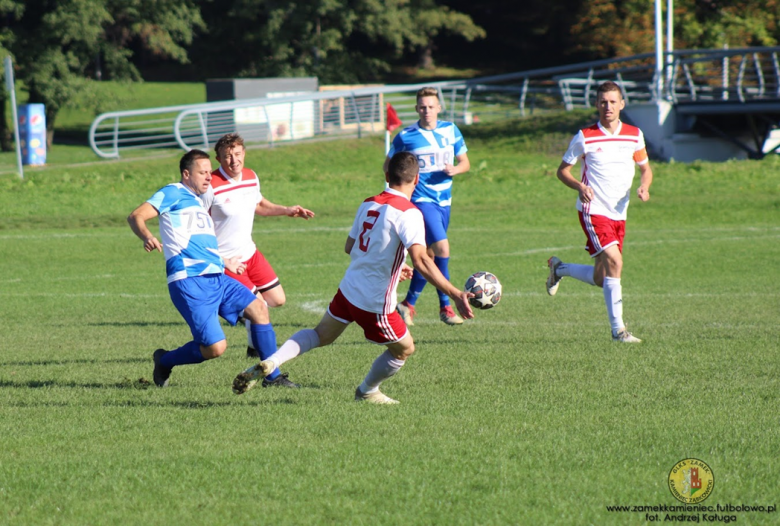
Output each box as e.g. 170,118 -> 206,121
127,149 -> 279,388
384,87 -> 471,326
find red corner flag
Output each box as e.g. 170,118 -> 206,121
386,103 -> 402,132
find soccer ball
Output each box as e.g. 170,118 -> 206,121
464,271 -> 502,310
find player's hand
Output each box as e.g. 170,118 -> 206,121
452,291 -> 474,320
579,184 -> 594,203
287,205 -> 315,219
399,263 -> 414,282
637,186 -> 650,202
443,164 -> 457,176
224,257 -> 246,274
144,237 -> 162,253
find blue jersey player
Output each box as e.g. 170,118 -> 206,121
383,87 -> 471,326
127,149 -> 280,387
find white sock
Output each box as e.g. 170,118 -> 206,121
603,277 -> 624,333
557,263 -> 596,285
268,329 -> 320,369
359,350 -> 405,394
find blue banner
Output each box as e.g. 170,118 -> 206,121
18,104 -> 46,165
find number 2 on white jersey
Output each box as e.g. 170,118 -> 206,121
358,210 -> 380,252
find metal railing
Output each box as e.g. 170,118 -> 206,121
89,46 -> 780,158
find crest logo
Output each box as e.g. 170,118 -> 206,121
668,458 -> 714,503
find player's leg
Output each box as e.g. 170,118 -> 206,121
354,308 -> 411,404
233,290 -> 353,395
154,276 -> 228,387
355,332 -> 412,405
241,251 -> 284,358
593,223 -> 639,342
399,204 -> 437,321
266,312 -> 348,371
428,204 -> 462,325
547,212 -> 605,295
240,296 -> 301,386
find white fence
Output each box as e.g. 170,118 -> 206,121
89,47 -> 780,158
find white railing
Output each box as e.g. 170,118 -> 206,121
89,47 -> 780,158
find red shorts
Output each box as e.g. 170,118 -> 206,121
578,212 -> 625,257
224,250 -> 280,293
327,289 -> 408,345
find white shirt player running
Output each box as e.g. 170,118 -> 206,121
340,188 -> 426,314
562,120 -> 649,221
200,166 -> 263,262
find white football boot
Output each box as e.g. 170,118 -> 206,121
233,360 -> 275,394
355,387 -> 399,404
612,328 -> 642,343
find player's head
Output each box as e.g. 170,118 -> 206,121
179,149 -> 213,195
214,133 -> 246,177
386,152 -> 419,187
596,81 -> 625,125
415,87 -> 441,129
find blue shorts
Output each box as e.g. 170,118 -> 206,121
168,274 -> 257,347
415,202 -> 450,245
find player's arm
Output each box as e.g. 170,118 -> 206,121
636,155 -> 653,202
255,199 -> 315,219
127,202 -> 162,253
407,244 -> 473,320
223,257 -> 246,275
443,152 -> 470,176
556,160 -> 594,203
345,236 -> 355,255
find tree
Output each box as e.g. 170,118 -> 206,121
192,0 -> 484,84
438,0 -> 586,72
401,0 -> 486,69
2,0 -> 204,144
571,0 -> 780,59
0,0 -> 23,152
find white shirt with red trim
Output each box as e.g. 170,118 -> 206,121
200,166 -> 263,261
339,188 -> 426,314
562,121 -> 648,220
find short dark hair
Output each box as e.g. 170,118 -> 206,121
597,81 -> 624,99
180,149 -> 210,176
387,152 -> 419,186
214,133 -> 244,158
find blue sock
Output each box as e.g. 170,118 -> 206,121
250,323 -> 280,380
404,270 -> 427,306
161,340 -> 205,368
434,256 -> 451,308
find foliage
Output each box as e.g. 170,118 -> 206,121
193,0 -> 484,83
571,0 -> 780,58
0,0 -> 23,151
1,0 -> 204,138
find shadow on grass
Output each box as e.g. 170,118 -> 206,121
86,321 -> 307,329
85,321 -> 183,328
0,378 -> 149,389
0,357 -> 148,366
3,398 -> 295,408
102,398 -> 297,408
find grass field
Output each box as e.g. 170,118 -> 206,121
0,112 -> 778,525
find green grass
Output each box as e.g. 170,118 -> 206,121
1,113 -> 779,525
